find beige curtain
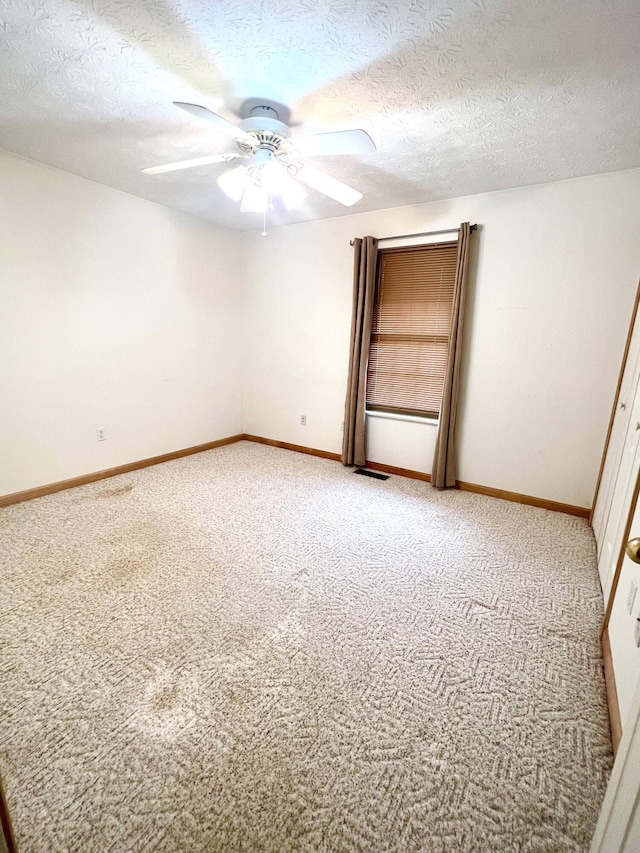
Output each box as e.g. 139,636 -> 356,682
432,222 -> 472,489
342,236 -> 378,467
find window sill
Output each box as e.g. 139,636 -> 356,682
366,410 -> 439,426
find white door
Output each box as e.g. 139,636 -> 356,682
606,494 -> 640,728
598,379 -> 640,603
593,318 -> 640,549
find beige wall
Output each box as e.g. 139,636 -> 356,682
0,150 -> 244,495
3,150 -> 640,510
242,169 -> 640,508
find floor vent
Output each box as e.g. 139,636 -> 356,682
354,468 -> 390,481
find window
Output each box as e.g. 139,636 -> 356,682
366,242 -> 458,418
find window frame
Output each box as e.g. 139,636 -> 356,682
365,240 -> 458,420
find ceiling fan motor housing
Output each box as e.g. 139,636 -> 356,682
238,105 -> 292,155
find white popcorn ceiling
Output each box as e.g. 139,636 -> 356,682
0,0 -> 639,231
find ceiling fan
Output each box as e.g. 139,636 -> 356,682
142,102 -> 376,213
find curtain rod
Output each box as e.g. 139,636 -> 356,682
349,224 -> 477,246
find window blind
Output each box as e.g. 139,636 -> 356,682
366,242 -> 458,417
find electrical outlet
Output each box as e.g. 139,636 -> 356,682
635,618 -> 640,648
96,427 -> 106,441
300,415 -> 307,426
628,578 -> 638,614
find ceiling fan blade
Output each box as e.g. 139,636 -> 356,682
142,153 -> 244,175
173,102 -> 254,143
289,129 -> 376,157
294,164 -> 362,206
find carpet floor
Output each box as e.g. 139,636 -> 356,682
0,441 -> 612,852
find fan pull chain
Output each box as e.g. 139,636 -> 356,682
261,207 -> 267,237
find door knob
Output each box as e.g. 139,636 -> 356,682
626,538 -> 640,564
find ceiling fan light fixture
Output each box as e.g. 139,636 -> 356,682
260,159 -> 287,194
217,165 -> 248,200
241,180 -> 270,213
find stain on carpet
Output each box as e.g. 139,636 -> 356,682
103,554 -> 150,588
96,484 -> 134,498
150,682 -> 180,711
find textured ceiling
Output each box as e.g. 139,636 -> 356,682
1,0 -> 639,231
